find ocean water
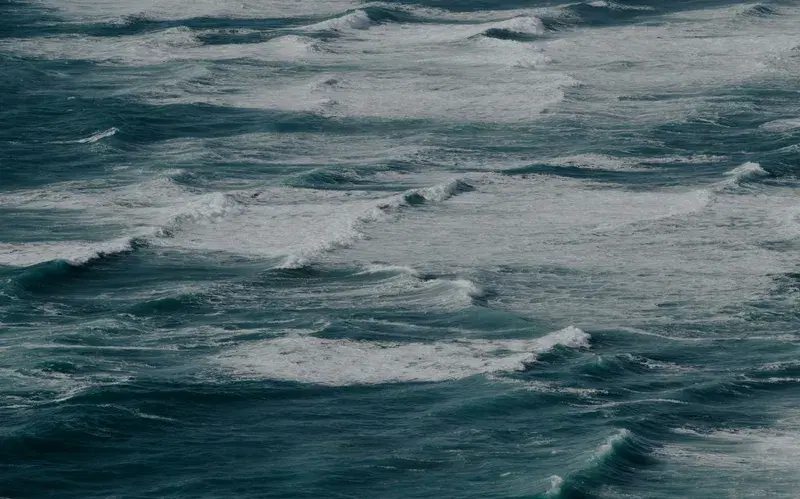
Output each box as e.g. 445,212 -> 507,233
1,0 -> 799,497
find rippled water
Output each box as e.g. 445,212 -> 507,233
1,0 -> 799,497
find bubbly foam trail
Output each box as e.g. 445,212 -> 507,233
356,264 -> 421,277
0,176 -> 246,268
339,272 -> 485,312
330,171 -> 799,328
504,153 -> 728,174
71,127 -> 119,144
4,6 -> 573,123
585,1 -> 654,11
31,0 -> 362,23
0,175 -> 476,270
659,413 -> 800,492
0,29 -> 321,66
215,326 -> 590,386
545,154 -> 649,172
540,4 -> 800,126
760,118 -> 800,132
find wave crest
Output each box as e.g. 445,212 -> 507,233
724,162 -> 768,182
277,177 -> 475,268
481,16 -> 546,40
215,326 -> 590,386
306,10 -> 373,32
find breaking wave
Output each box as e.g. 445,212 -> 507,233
277,177 -> 475,268
723,162 -> 769,183
214,326 -> 591,385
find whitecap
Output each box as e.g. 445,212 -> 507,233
546,475 -> 564,496
596,428 -> 632,458
356,264 -> 422,277
214,326 -> 590,386
0,236 -> 139,267
760,118 -> 800,132
724,162 -> 768,181
483,15 -> 546,37
305,10 -> 373,32
274,177 -> 477,268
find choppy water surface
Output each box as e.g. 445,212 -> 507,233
1,0 -> 799,497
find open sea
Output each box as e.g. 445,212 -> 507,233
1,0 -> 799,497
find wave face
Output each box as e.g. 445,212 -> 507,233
2,0 -> 800,498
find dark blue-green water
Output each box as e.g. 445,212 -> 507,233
1,0 -> 799,497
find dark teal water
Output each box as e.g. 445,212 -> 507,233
1,1 -> 799,497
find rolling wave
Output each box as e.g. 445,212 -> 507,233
0,237 -> 142,269
545,428 -> 655,498
214,325 -> 590,385
739,3 -> 781,18
0,175 -> 477,281
277,177 -> 476,268
479,15 -> 546,41
3,236 -> 147,293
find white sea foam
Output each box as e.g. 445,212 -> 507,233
214,326 -> 590,385
546,475 -> 564,496
305,10 -> 373,32
0,365 -> 132,408
11,0 -> 800,129
539,4 -> 800,125
32,0 -> 362,23
167,64 -> 572,123
0,28 -> 324,66
724,162 -> 768,181
583,398 -> 687,412
586,1 -> 654,11
356,264 -> 421,277
19,343 -> 178,352
0,236 -> 138,267
541,153 -> 729,172
0,178 -> 245,267
757,361 -> 800,372
2,5 -> 572,123
659,414 -> 800,493
281,272 -> 484,313
644,154 -> 728,165
328,173 -> 798,327
596,429 -> 632,458
4,176 -> 470,270
14,11 -> 567,122
272,177 -> 476,268
483,15 -> 546,36
671,427 -> 708,437
760,118 -> 800,132
266,35 -> 320,60
99,404 -> 178,422
71,127 -> 119,144
491,376 -> 606,397
547,154 -> 649,171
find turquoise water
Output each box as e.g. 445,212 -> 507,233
1,1 -> 799,497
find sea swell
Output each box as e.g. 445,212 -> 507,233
3,0 -> 800,497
